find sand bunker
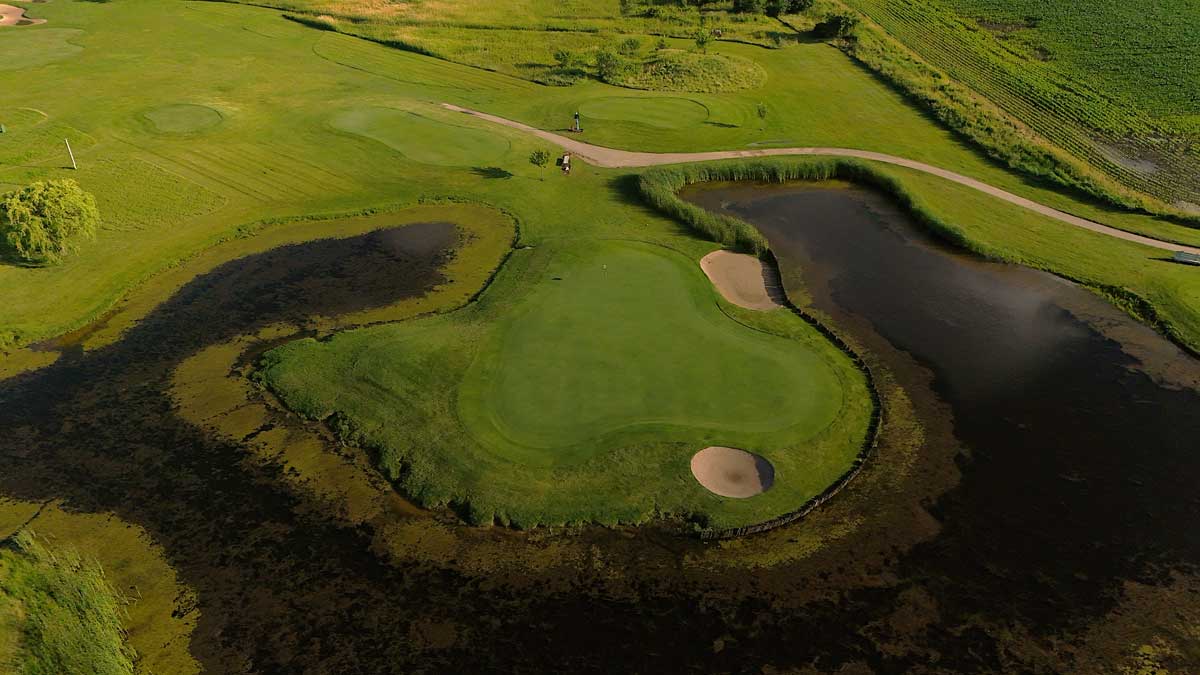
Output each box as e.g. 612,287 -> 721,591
690,446 -> 775,498
0,4 -> 46,25
700,250 -> 786,310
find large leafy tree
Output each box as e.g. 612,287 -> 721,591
0,179 -> 100,264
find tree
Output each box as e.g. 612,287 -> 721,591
693,29 -> 711,53
765,0 -> 785,18
0,179 -> 100,264
756,102 -> 768,128
813,13 -> 858,38
594,48 -> 627,82
530,149 -> 551,167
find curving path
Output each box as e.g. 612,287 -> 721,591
442,103 -> 1200,256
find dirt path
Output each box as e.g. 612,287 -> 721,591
0,4 -> 45,25
442,104 -> 1200,256
700,250 -> 785,311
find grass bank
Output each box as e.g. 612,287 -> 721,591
0,531 -> 134,675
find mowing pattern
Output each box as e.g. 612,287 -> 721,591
577,97 -> 709,129
844,0 -> 1200,207
330,106 -> 510,166
312,32 -> 531,94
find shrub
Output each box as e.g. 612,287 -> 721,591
732,0 -> 765,13
693,29 -> 712,52
814,13 -> 858,39
787,0 -> 814,12
618,37 -> 641,56
530,149 -> 551,167
594,48 -> 628,82
553,48 -> 574,69
1,179 -> 100,265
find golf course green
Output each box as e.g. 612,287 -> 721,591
260,239 -> 872,528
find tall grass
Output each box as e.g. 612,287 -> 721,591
637,157 -> 980,256
0,530 -> 135,675
828,11 -> 1200,225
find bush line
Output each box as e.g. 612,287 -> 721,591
637,157 -> 981,257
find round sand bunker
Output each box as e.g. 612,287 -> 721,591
690,446 -> 775,498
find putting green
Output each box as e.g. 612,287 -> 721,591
261,239 -> 871,528
0,28 -> 83,71
459,241 -> 841,458
578,96 -> 709,129
142,104 -> 223,134
330,106 -> 510,166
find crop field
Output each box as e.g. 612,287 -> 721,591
841,0 -> 1200,208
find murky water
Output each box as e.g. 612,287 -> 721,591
1,192 -> 1198,673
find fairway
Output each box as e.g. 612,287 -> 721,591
329,106 -> 510,166
460,241 -> 841,455
0,28 -> 81,71
578,96 -> 709,129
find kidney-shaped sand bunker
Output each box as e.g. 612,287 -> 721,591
690,446 -> 775,498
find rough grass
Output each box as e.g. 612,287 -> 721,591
0,531 -> 135,675
838,0 -> 1200,215
611,51 -> 767,93
259,238 -> 872,530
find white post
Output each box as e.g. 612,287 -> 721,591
64,138 -> 77,170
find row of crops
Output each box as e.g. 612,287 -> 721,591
842,0 -> 1200,208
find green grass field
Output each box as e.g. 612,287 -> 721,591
260,238 -> 872,528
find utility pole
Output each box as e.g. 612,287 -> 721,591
64,138 -> 77,170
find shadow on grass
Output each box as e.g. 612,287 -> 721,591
471,167 -> 514,179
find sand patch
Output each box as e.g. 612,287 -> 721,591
700,250 -> 785,310
691,446 -> 775,498
0,4 -> 46,25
